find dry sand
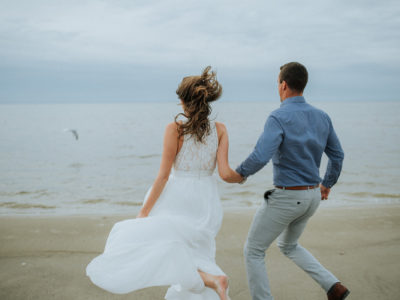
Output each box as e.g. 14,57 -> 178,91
1,204 -> 400,300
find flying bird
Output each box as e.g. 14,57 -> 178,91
64,128 -> 79,140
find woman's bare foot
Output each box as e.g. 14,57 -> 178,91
213,275 -> 229,300
198,270 -> 230,300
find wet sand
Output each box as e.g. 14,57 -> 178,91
1,204 -> 400,299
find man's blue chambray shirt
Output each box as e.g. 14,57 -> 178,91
236,96 -> 344,188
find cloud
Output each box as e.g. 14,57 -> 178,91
0,0 -> 399,102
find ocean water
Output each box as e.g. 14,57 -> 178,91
0,101 -> 399,215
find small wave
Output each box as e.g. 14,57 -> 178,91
15,191 -> 30,195
339,181 -> 381,187
138,154 -> 160,159
69,162 -> 84,168
0,189 -> 49,197
346,192 -> 400,199
32,191 -> 51,198
0,202 -> 56,209
221,191 -> 259,200
115,201 -> 142,206
82,198 -> 108,204
114,154 -> 160,160
229,191 -> 258,197
241,200 -> 254,207
114,154 -> 137,160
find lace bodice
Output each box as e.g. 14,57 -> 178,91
174,122 -> 218,175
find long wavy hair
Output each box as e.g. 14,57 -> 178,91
175,66 -> 222,143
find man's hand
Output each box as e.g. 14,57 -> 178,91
320,184 -> 330,200
238,175 -> 247,184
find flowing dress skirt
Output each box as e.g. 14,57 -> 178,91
86,171 -> 225,299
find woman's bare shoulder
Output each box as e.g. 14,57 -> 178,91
215,121 -> 227,132
165,122 -> 180,135
215,121 -> 227,130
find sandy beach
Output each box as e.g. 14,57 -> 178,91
1,204 -> 400,300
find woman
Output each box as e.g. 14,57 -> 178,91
86,66 -> 243,300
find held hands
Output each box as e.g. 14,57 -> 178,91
238,175 -> 247,184
320,184 -> 331,200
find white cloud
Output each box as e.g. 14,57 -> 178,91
1,0 -> 399,68
0,0 -> 399,102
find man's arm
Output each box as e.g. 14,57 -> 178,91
236,115 -> 283,178
321,116 -> 344,199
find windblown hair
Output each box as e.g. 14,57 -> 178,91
175,66 -> 222,143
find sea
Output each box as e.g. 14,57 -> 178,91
1,101 -> 399,216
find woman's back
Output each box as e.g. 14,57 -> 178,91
174,122 -> 218,176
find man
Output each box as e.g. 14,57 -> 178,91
236,62 -> 349,300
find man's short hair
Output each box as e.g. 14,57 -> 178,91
279,62 -> 308,92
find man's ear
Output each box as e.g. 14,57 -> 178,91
281,80 -> 287,90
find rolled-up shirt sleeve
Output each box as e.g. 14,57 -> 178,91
236,115 -> 283,177
321,117 -> 344,188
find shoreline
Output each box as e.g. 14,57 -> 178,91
1,204 -> 400,299
1,201 -> 399,218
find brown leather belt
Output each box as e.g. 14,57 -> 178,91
275,185 -> 319,190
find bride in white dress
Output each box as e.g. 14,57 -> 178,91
86,66 -> 244,300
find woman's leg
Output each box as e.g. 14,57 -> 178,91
198,270 -> 229,300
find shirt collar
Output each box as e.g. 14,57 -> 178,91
280,96 -> 306,107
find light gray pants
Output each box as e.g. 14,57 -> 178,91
244,188 -> 339,300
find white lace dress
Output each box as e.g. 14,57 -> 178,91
86,122 -> 225,300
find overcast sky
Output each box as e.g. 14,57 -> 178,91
0,0 -> 399,103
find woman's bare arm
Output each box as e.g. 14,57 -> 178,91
137,122 -> 179,218
216,122 -> 244,183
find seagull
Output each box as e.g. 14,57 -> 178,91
64,128 -> 79,140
